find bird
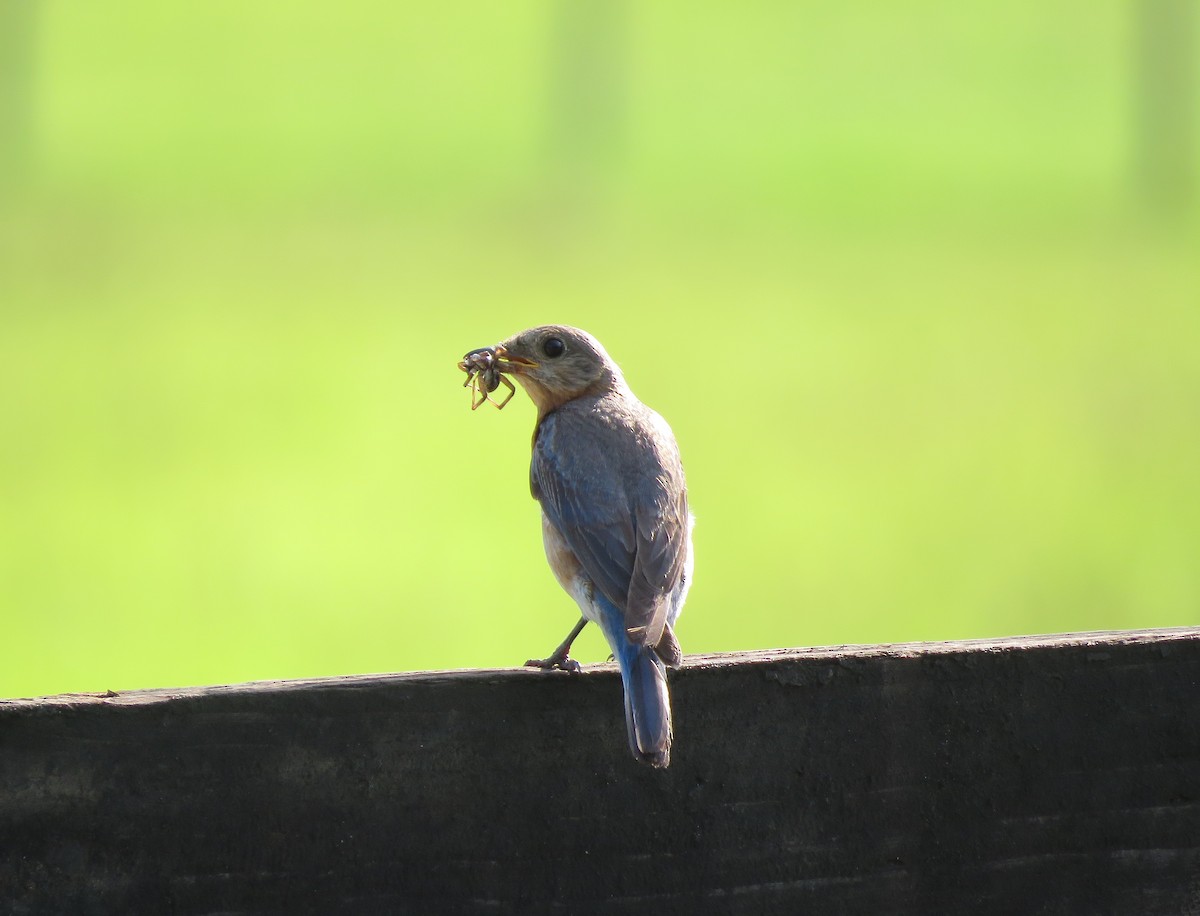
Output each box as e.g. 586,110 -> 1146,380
469,325 -> 694,768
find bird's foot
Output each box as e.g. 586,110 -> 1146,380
524,653 -> 582,674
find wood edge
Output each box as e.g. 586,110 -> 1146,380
5,626 -> 1198,711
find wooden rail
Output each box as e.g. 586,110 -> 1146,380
3,628 -> 1200,914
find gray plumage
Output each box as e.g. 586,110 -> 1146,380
488,325 -> 694,766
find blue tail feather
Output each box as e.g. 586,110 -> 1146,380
592,592 -> 673,767
616,640 -> 672,768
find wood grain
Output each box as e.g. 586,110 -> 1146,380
3,628 -> 1200,914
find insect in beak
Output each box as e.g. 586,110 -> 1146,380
457,346 -> 537,410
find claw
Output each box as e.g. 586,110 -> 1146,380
525,654 -> 582,674
524,618 -> 588,674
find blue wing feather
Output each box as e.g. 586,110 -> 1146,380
531,397 -> 688,646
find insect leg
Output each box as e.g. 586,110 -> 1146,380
470,375 -> 489,410
491,375 -> 516,409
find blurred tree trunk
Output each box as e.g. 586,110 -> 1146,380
546,0 -> 627,200
1132,0 -> 1197,215
0,1 -> 36,198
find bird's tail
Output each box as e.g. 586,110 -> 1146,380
616,641 -> 672,768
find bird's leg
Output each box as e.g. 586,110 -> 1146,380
525,617 -> 587,673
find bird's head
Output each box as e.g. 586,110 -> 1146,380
493,325 -> 626,417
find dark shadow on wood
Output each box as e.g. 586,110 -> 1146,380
3,628 -> 1200,915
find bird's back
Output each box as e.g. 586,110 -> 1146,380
532,392 -> 689,638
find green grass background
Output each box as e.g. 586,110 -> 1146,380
2,2 -> 1197,698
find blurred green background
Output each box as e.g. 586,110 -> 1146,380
2,2 -> 1198,699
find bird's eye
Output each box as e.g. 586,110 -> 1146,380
542,337 -> 566,358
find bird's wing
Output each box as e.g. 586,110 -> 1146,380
532,404 -> 688,648
625,477 -> 689,647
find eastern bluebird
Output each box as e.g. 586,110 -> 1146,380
462,325 -> 694,768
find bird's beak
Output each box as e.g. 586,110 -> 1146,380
494,344 -> 538,373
